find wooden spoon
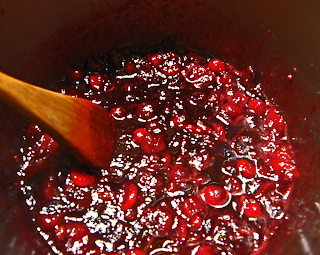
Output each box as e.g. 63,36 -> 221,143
0,71 -> 114,169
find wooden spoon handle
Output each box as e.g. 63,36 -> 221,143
0,71 -> 114,169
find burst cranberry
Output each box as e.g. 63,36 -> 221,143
169,164 -> 192,184
170,114 -> 187,128
221,102 -> 243,119
237,158 -> 256,178
150,51 -> 182,76
120,181 -> 138,210
55,222 -> 90,242
211,122 -> 226,141
124,209 -> 137,222
255,181 -> 276,197
71,189 -> 92,210
18,45 -> 297,255
161,152 -> 172,167
142,207 -> 173,237
199,184 -> 230,208
208,59 -> 225,73
233,91 -> 249,106
139,172 -> 164,192
189,149 -> 213,171
70,165 -> 97,187
96,185 -> 114,202
139,133 -> 166,155
170,217 -> 188,242
145,120 -> 163,134
224,176 -> 243,195
124,59 -> 137,74
43,176 -> 59,200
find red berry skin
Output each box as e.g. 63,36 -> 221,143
149,51 -> 182,76
208,59 -> 225,73
199,185 -> 230,208
170,217 -> 188,242
70,165 -> 97,187
37,133 -> 59,154
121,181 -> 138,210
169,164 -> 192,185
140,134 -> 166,155
195,245 -> 218,255
238,195 -> 262,218
38,212 -> 63,230
170,114 -> 187,128
43,176 -> 59,200
221,103 -> 243,119
264,108 -> 286,134
132,128 -> 149,144
126,249 -> 146,255
136,103 -> 155,119
89,74 -> 105,91
55,222 -> 90,242
189,214 -> 203,230
248,98 -> 266,115
269,145 -> 297,176
142,207 -> 173,237
237,158 -> 256,178
223,176 -> 242,195
211,123 -> 226,141
182,196 -> 207,218
110,106 -> 127,119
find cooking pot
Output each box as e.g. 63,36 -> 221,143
0,0 -> 320,254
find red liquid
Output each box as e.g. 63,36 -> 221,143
17,42 -> 298,255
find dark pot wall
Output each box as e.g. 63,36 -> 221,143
0,0 -> 320,254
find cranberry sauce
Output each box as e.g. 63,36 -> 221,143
17,43 -> 298,255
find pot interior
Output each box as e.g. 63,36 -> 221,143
0,0 -> 320,254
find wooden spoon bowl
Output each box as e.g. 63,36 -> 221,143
0,71 -> 114,169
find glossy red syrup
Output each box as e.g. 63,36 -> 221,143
17,42 -> 298,255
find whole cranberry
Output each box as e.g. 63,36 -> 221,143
110,106 -> 127,119
248,98 -> 266,115
208,59 -> 225,73
238,195 -> 262,218
70,165 -> 97,187
199,184 -> 230,208
120,181 -> 138,211
182,196 -> 207,218
237,158 -> 256,178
